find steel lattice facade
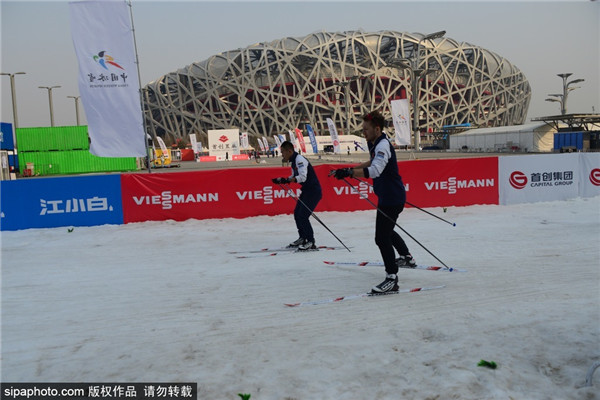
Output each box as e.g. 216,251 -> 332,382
143,30 -> 531,144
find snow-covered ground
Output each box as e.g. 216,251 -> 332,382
2,197 -> 599,400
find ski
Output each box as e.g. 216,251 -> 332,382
228,245 -> 348,254
323,261 -> 466,272
285,285 -> 446,307
235,247 -> 325,259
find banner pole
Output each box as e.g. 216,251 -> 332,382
127,0 -> 153,173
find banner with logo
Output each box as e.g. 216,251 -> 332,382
288,130 -> 298,152
326,118 -> 341,154
189,134 -> 201,154
69,0 -> 146,157
279,134 -> 286,144
240,132 -> 249,149
121,169 -> 304,223
305,124 -> 319,154
207,129 -> 240,160
295,128 -> 307,153
0,175 -> 123,230
400,157 -> 499,207
262,137 -> 270,153
391,99 -> 411,146
499,153 -> 580,205
579,153 -> 600,198
274,135 -> 282,149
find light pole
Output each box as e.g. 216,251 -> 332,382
545,73 -> 585,115
0,72 -> 26,128
67,95 -> 81,126
38,85 -> 61,127
332,76 -> 360,135
387,30 -> 445,150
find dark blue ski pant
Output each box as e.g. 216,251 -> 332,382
294,188 -> 322,242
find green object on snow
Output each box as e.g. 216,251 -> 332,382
238,394 -> 251,400
478,359 -> 497,369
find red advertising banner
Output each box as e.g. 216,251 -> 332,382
121,158 -> 499,224
400,157 -> 498,207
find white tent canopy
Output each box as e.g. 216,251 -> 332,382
449,122 -> 555,152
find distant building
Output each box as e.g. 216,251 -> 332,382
143,30 -> 531,146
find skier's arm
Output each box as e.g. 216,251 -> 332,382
289,155 -> 309,183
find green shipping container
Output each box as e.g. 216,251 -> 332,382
18,150 -> 137,176
16,126 -> 90,152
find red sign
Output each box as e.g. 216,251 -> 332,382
120,158 -> 499,224
400,157 -> 498,207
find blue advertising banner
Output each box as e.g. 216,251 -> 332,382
305,124 -> 319,154
1,175 -> 123,231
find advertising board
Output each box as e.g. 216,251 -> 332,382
1,175 -> 123,231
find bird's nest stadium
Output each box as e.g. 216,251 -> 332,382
142,30 -> 531,145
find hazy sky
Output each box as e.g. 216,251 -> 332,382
1,0 -> 598,129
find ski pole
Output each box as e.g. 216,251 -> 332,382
354,177 -> 456,227
341,178 -> 451,269
278,183 -> 352,252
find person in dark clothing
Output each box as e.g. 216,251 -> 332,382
272,141 -> 323,251
332,111 -> 415,293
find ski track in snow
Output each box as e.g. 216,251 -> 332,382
2,198 -> 599,399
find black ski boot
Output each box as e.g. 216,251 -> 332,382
371,274 -> 399,293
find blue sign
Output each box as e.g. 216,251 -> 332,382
1,122 -> 15,150
305,124 -> 319,154
1,175 -> 123,231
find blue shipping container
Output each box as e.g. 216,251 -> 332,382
1,122 -> 15,150
554,132 -> 584,150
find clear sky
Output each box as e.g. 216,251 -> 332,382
1,0 -> 598,128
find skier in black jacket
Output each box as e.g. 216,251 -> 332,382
332,111 -> 415,293
272,141 -> 322,251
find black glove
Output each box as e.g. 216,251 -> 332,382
333,168 -> 354,180
272,177 -> 291,184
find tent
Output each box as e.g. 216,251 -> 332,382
449,122 -> 555,152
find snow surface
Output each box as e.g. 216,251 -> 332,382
2,197 -> 599,399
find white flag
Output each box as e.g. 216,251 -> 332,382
288,130 -> 298,151
156,136 -> 168,153
274,135 -> 282,149
240,132 -> 249,149
262,137 -> 269,153
391,99 -> 411,146
69,0 -> 146,157
326,118 -> 341,154
189,134 -> 200,154
257,137 -> 265,152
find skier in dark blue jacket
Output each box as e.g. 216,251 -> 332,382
272,141 -> 322,251
332,111 -> 415,293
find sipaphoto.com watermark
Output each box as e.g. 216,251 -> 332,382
1,383 -> 197,400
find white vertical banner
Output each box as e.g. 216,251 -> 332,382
274,135 -> 282,149
69,0 -> 146,157
262,137 -> 270,153
156,136 -> 168,153
189,134 -> 200,154
288,130 -> 299,151
279,134 -> 286,144
240,132 -> 249,149
391,99 -> 411,146
326,118 -> 341,154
